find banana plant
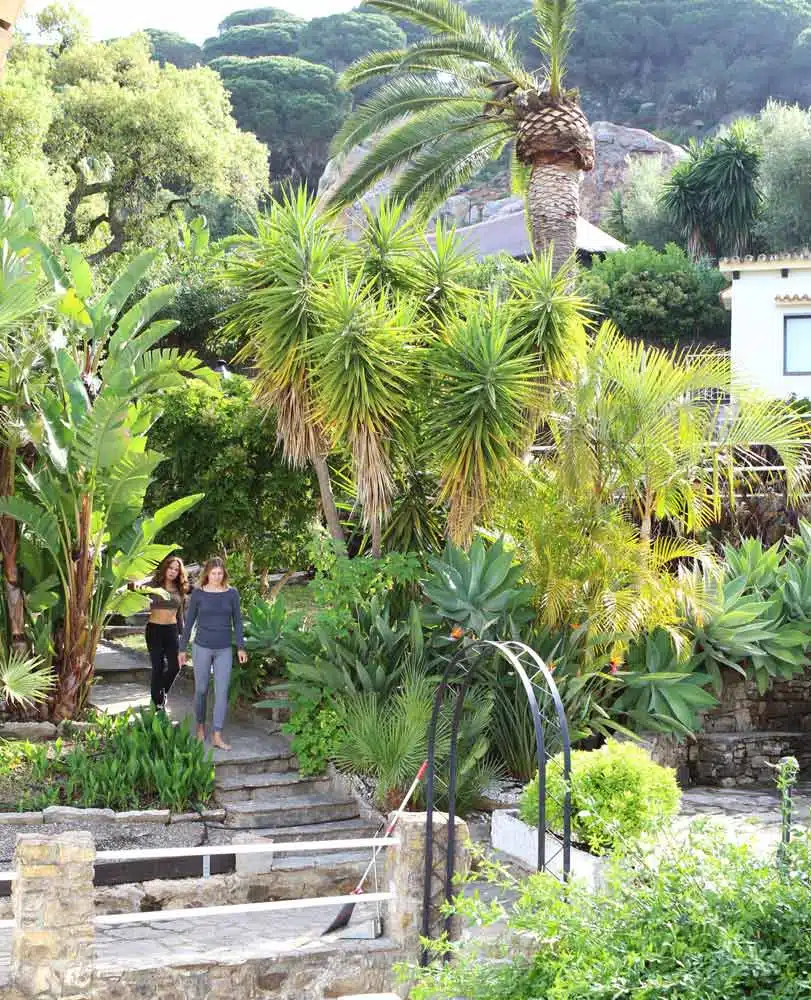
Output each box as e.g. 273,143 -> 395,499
0,247 -> 213,718
422,535 -> 534,640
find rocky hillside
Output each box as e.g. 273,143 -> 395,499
318,121 -> 686,230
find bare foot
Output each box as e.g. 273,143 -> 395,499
213,732 -> 231,751
196,725 -> 206,743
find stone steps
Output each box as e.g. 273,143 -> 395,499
215,770 -> 331,805
92,643 -> 152,685
250,816 -> 380,842
224,792 -> 361,830
213,737 -> 297,779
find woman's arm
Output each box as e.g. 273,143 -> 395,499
232,589 -> 246,651
180,589 -> 199,651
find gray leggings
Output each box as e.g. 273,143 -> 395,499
192,644 -> 232,732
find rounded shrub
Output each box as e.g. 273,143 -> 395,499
518,739 -> 681,854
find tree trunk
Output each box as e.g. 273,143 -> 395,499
312,454 -> 345,544
527,163 -> 580,273
0,0 -> 23,75
0,444 -> 25,650
370,518 -> 382,559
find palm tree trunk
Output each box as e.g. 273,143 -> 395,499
527,163 -> 580,273
0,0 -> 24,74
312,453 -> 345,544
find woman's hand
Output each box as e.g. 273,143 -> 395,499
237,649 -> 248,664
178,652 -> 187,668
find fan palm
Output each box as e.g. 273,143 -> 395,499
224,189 -> 349,543
427,295 -> 538,544
328,0 -> 594,273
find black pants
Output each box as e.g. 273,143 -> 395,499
146,623 -> 180,708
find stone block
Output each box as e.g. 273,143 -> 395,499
0,721 -> 57,742
200,808 -> 226,822
233,833 -> 275,875
0,812 -> 42,826
43,805 -> 116,824
169,812 -> 201,824
114,809 -> 170,824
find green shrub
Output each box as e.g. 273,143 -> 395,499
411,829 -> 811,1000
519,739 -> 680,854
4,709 -> 214,812
145,377 -> 315,570
580,243 -> 729,347
283,699 -> 345,777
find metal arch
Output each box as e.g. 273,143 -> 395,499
420,639 -> 572,963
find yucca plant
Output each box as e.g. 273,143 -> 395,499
310,274 -> 419,555
328,0 -> 595,273
426,296 -> 538,543
223,188 -> 349,543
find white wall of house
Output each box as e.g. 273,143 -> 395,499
720,258 -> 811,400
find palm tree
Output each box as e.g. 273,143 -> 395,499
327,0 -> 594,273
224,189 -> 348,544
550,323 -> 810,545
662,125 -> 761,260
0,0 -> 23,74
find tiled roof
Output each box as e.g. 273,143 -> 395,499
719,251 -> 811,270
775,294 -> 811,304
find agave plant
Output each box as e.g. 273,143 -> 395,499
423,535 -> 534,639
613,630 -> 718,737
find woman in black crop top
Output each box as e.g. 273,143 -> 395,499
140,555 -> 188,710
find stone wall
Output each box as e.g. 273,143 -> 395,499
702,673 -> 811,734
4,814 -> 471,1000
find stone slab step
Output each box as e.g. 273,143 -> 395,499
212,735 -> 296,779
250,816 -> 380,843
337,994 -> 399,999
224,793 -> 360,829
215,770 -> 330,804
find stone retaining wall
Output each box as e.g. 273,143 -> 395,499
703,672 -> 811,734
3,814 -> 470,1000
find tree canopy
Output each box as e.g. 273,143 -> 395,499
210,55 -> 347,188
202,22 -> 304,60
0,32 -> 268,258
145,29 -> 203,68
296,12 -> 406,71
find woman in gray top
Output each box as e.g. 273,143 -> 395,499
179,557 -> 247,750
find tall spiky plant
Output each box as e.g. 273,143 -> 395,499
310,275 -> 418,556
427,296 -> 538,544
327,0 -> 594,274
223,189 -> 348,543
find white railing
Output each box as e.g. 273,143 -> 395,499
0,835 -> 399,931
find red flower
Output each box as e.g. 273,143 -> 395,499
450,626 -> 464,640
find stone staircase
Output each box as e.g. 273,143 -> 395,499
213,734 -> 379,838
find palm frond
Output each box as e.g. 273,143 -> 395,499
393,123 -> 513,214
533,0 -> 576,98
0,650 -> 54,709
332,74 -> 493,153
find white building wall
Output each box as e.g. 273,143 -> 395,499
729,266 -> 811,399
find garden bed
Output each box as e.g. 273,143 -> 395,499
490,808 -> 606,888
0,708 -> 215,814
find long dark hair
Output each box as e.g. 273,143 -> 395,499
150,555 -> 188,593
199,556 -> 229,588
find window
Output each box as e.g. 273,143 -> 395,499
784,315 -> 811,374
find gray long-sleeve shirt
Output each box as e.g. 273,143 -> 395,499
180,587 -> 245,651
